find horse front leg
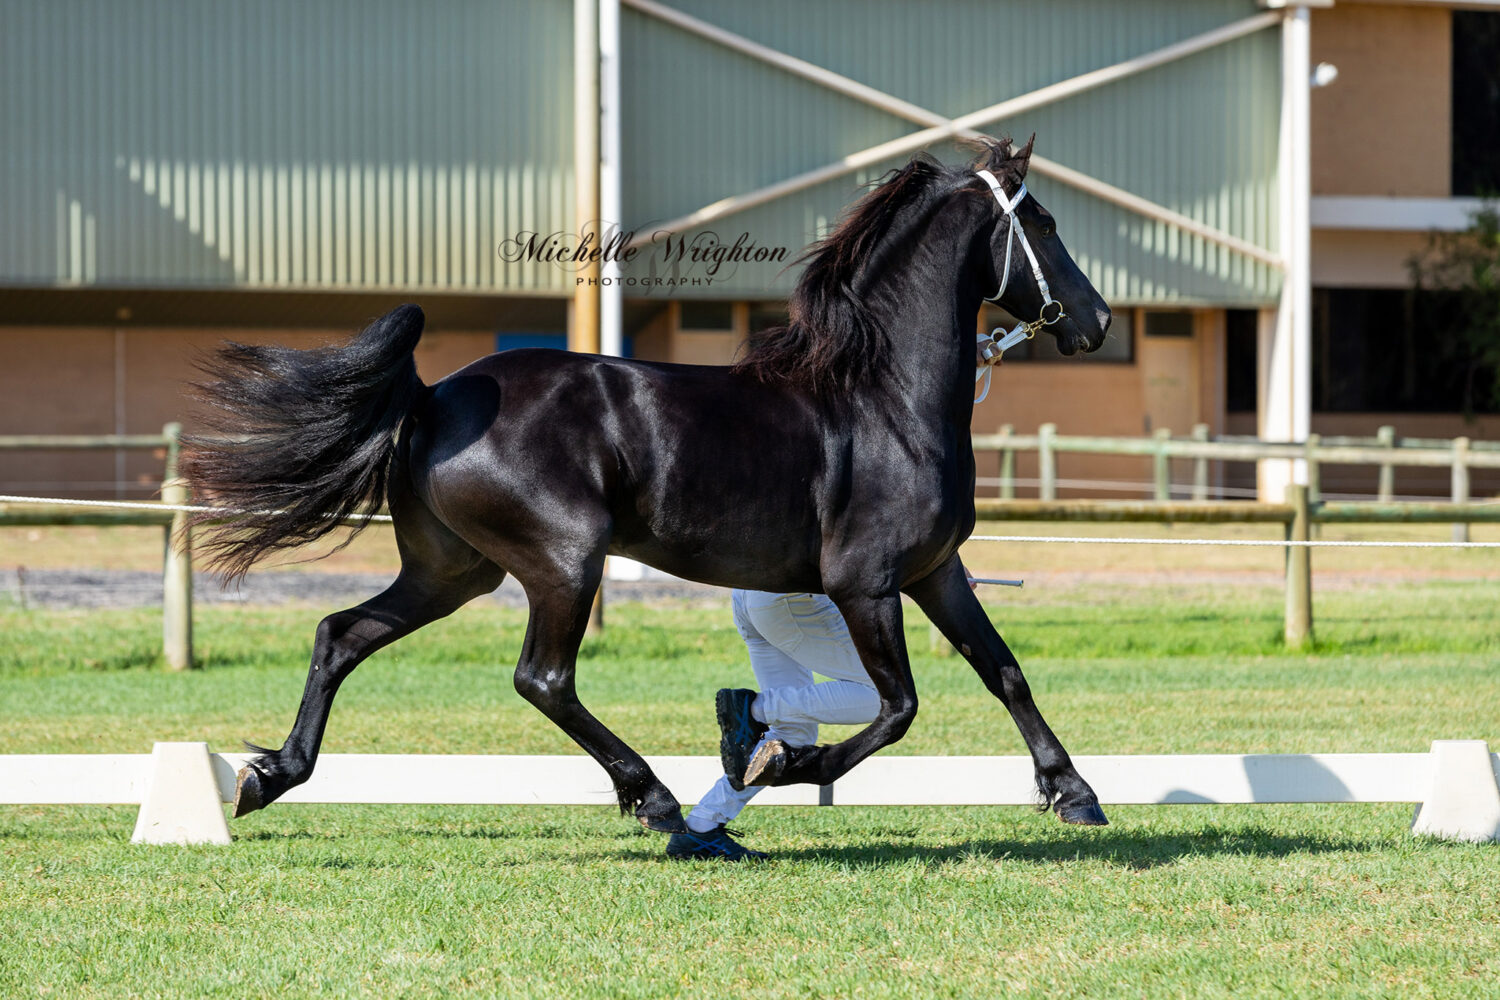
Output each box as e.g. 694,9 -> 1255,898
907,555 -> 1106,825
744,590 -> 919,787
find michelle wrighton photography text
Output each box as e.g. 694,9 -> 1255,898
498,225 -> 790,288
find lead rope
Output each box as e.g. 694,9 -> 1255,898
972,169 -> 1067,404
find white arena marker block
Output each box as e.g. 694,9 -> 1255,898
1411,740 -> 1500,843
130,742 -> 232,846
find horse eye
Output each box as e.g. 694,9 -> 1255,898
1041,224 -> 1055,237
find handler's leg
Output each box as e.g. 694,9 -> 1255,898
907,555 -> 1106,826
744,589 -> 919,787
686,592 -> 819,830
744,592 -> 880,730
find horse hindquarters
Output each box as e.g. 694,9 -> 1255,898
404,390 -> 690,835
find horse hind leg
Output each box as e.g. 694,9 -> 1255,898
510,560 -> 686,834
233,556 -> 505,817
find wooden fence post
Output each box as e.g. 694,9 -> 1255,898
929,620 -> 952,656
1304,433 -> 1322,504
1376,425 -> 1395,501
1038,423 -> 1057,500
160,423 -> 194,671
998,424 -> 1015,500
1153,428 -> 1171,501
1284,484 -> 1313,649
1452,437 -> 1471,543
1191,423 -> 1209,501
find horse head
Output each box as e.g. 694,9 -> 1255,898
971,136 -> 1112,357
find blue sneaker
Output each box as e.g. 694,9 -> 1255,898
666,825 -> 769,861
716,688 -> 767,791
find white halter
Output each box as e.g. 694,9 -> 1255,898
972,168 -> 1066,403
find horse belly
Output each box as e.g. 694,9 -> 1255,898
609,470 -> 824,591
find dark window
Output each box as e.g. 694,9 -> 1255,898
747,302 -> 789,335
496,332 -> 566,352
1143,310 -> 1194,337
678,301 -> 735,331
1453,12 -> 1500,196
1225,309 -> 1258,413
1311,287 -> 1497,413
980,305 -> 1133,363
497,330 -> 634,356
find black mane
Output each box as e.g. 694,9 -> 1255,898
733,136 -> 1031,394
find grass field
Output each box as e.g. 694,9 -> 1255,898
3,569 -> 1499,998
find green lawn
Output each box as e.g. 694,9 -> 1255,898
2,582 -> 1498,998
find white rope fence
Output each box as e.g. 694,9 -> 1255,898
3,494 -> 1498,547
970,534 -> 1500,549
0,494 -> 394,523
974,475 -> 1466,504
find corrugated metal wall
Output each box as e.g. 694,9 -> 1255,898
1,0 -> 1281,304
0,0 -> 573,292
622,0 -> 1282,305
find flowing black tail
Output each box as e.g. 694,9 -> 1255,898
182,303 -> 427,582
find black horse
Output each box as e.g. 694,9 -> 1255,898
185,136 -> 1113,834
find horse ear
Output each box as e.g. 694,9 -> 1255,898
1006,134 -> 1036,183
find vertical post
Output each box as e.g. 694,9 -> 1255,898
1286,7 -> 1313,485
1262,5 -> 1312,501
998,423 -> 1015,500
575,0 -> 604,635
1284,483 -> 1312,649
1305,432 -> 1321,503
1452,436 -> 1471,543
928,620 -> 952,657
599,0 -> 623,359
160,423 -> 194,671
1037,423 -> 1056,501
1153,427 -> 1171,501
1376,424 -> 1395,501
572,0 -> 601,358
1191,423 -> 1209,501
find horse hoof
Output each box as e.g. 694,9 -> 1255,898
1056,798 -> 1109,826
231,765 -> 265,818
636,805 -> 688,835
743,739 -> 789,787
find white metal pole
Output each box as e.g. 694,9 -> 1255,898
599,0 -> 623,358
575,0 -> 606,631
1262,5 -> 1311,500
1287,6 -> 1312,483
571,0 -> 601,356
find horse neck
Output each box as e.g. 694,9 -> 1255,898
855,207 -> 985,430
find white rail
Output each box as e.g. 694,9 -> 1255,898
3,741 -> 1496,846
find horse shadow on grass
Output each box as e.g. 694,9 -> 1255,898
226,817 -> 1384,869
750,825 -> 1383,871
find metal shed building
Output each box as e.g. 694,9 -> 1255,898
3,0 -> 1493,499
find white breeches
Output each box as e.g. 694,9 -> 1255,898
687,590 -> 879,831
